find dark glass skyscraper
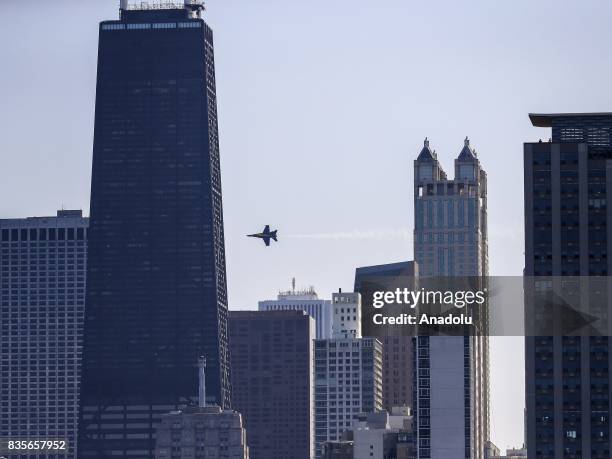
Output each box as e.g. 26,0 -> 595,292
78,2 -> 230,457
525,113 -> 612,459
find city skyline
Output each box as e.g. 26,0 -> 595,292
4,0 -> 612,452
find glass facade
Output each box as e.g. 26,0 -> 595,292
78,6 -> 230,458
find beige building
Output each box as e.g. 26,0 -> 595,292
155,406 -> 249,459
155,357 -> 249,459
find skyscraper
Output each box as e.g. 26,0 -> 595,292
79,2 -> 230,457
314,292 -> 383,459
354,261 -> 417,413
229,310 -> 315,459
331,291 -> 361,340
413,138 -> 489,459
524,113 -> 612,459
259,284 -> 332,339
0,210 -> 88,459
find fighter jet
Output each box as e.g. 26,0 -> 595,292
247,225 -> 278,246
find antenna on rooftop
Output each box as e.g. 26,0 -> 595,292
185,0 -> 205,18
292,277 -> 296,293
198,356 -> 206,408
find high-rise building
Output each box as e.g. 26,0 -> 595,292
154,358 -> 249,459
354,261 -> 417,413
314,338 -> 384,458
258,284 -> 332,339
0,210 -> 88,459
331,291 -> 361,339
524,113 -> 612,459
314,292 -> 383,458
413,138 -> 489,459
79,2 -> 230,457
229,310 -> 315,459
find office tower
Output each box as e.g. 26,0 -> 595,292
314,292 -> 383,459
0,210 -> 88,459
155,358 -> 249,459
413,138 -> 489,459
331,291 -> 361,339
314,338 -> 383,458
79,2 -> 230,457
229,310 -> 315,459
524,113 -> 612,459
354,261 -> 417,413
259,283 -> 332,339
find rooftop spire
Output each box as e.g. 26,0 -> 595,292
458,136 -> 478,161
198,356 -> 206,408
417,137 -> 436,161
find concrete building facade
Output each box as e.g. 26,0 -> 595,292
354,261 -> 417,413
258,285 -> 332,339
0,210 -> 88,459
331,291 -> 361,340
352,408 -> 414,459
155,406 -> 249,459
155,357 -> 248,459
524,113 -> 612,459
314,294 -> 383,459
413,137 -> 490,459
229,310 -> 315,459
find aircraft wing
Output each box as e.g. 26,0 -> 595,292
263,225 -> 270,235
264,236 -> 271,247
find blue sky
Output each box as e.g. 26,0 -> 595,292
3,0 -> 612,450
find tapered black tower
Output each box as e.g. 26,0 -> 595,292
78,2 -> 230,457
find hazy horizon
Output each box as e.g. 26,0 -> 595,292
3,0 -> 612,451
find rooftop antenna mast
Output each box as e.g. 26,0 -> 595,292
185,0 -> 205,18
292,277 -> 296,294
198,356 -> 207,408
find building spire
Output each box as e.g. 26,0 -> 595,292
424,137 -> 430,148
198,356 -> 207,408
464,136 -> 470,146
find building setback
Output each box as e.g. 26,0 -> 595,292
413,137 -> 489,459
524,113 -> 612,459
229,310 -> 315,459
0,210 -> 88,459
354,261 -> 417,413
78,1 -> 230,457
